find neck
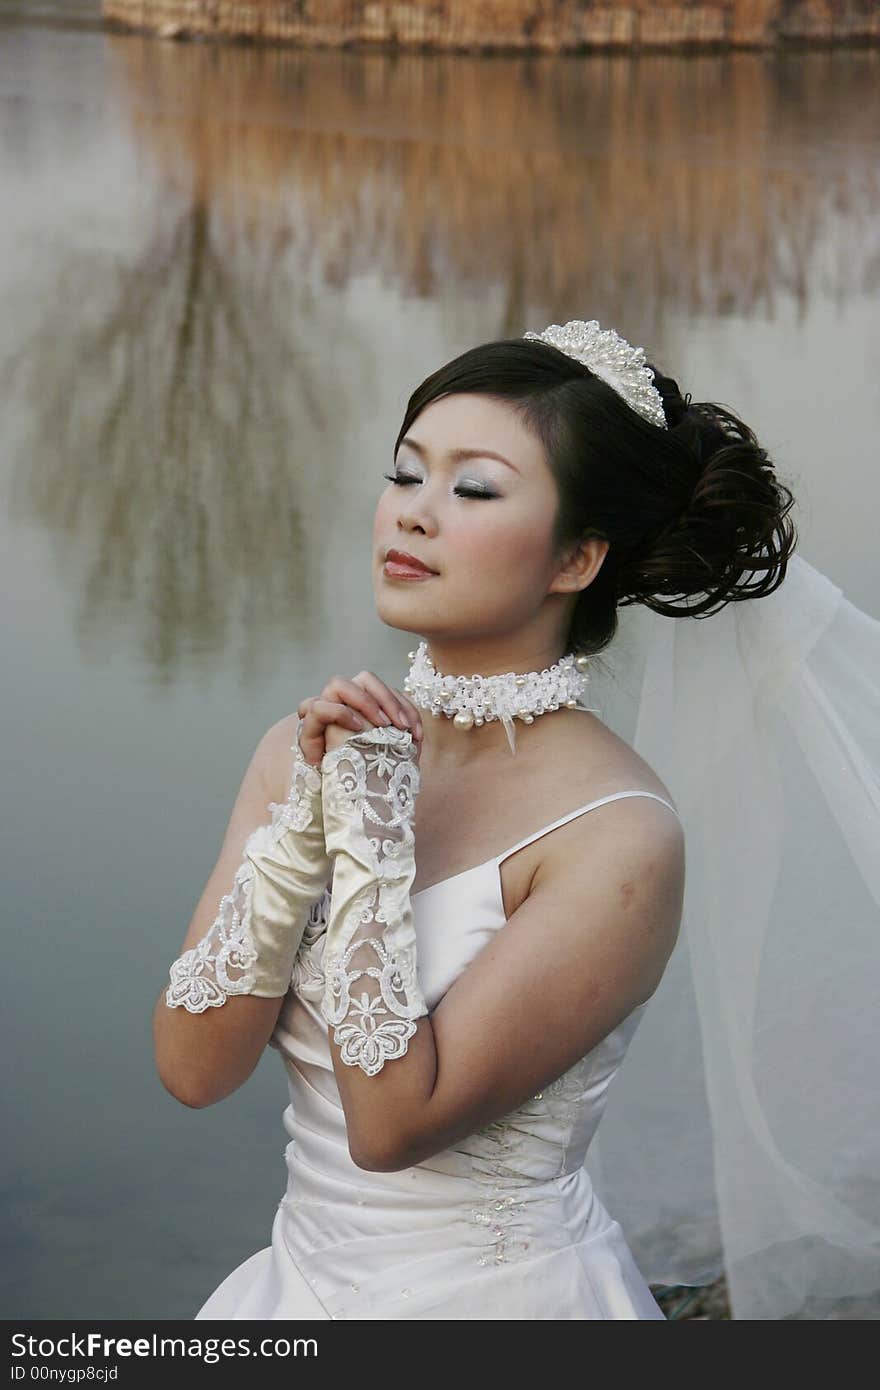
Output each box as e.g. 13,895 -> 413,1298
405,633 -> 578,767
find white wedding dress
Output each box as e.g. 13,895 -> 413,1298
193,769 -> 680,1321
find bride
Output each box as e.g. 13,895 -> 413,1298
154,321 -> 805,1319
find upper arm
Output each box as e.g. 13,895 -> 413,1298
153,712 -> 304,1105
394,799 -> 685,1168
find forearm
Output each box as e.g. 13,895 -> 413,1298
157,720 -> 330,1107
318,724 -> 439,1169
327,1005 -> 439,1169
154,989 -> 284,1108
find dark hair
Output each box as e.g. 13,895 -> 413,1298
394,337 -> 798,658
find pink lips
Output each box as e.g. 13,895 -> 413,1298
384,548 -> 437,579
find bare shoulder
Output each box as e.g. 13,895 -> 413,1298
532,796 -> 685,1003
533,710 -> 685,949
540,719 -> 685,883
559,709 -> 679,812
578,712 -> 682,849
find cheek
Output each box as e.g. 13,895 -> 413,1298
373,493 -> 394,542
373,490 -> 555,586
466,505 -> 554,584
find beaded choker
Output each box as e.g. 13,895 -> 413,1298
403,640 -> 592,756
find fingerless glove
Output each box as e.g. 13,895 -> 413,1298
165,719 -> 331,1011
318,724 -> 428,1076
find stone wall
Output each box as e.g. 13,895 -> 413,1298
101,1 -> 880,51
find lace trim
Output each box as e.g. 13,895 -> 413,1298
319,726 -> 428,1077
165,722 -> 326,1012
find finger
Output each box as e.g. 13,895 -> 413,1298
298,694 -> 376,742
326,673 -> 410,730
298,697 -> 328,736
294,699 -> 325,766
320,676 -> 399,729
373,681 -> 424,738
389,686 -> 424,736
350,671 -> 419,731
307,697 -> 373,733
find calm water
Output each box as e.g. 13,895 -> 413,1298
1,2 -> 878,1319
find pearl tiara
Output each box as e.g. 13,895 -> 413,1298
523,319 -> 668,430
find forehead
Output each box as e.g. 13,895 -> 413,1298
403,393 -> 546,471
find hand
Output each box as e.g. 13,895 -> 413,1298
297,671 -> 424,766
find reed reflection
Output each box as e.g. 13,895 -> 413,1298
112,40 -> 878,319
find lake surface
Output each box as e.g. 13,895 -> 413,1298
1,0 -> 878,1319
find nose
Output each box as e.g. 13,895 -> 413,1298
396,496 -> 437,537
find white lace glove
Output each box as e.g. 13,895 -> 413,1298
165,718 -> 331,1011
319,724 -> 428,1076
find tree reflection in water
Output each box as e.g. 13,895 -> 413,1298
3,185 -> 330,685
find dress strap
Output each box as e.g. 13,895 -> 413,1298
495,790 -> 681,865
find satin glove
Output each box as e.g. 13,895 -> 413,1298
319,723 -> 427,1076
165,718 -> 331,1011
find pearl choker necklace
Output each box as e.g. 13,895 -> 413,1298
403,640 -> 592,756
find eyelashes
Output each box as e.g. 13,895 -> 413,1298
382,473 -> 498,501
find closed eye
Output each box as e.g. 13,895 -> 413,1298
382,473 -> 498,500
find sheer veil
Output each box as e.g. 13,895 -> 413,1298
581,552 -> 880,1319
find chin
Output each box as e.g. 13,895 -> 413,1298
378,619 -> 425,640
374,598 -> 424,635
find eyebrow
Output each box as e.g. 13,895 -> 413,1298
397,436 -> 520,474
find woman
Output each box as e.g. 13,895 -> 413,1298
155,321 -> 797,1320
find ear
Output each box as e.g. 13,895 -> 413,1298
548,533 -> 610,597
